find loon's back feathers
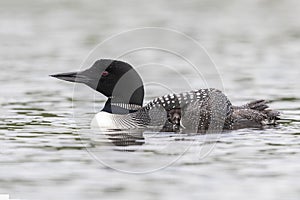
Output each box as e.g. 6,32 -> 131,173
128,89 -> 280,133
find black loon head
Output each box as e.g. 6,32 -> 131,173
51,59 -> 145,109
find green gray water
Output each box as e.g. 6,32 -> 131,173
1,0 -> 300,200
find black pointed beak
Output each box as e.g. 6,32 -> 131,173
50,71 -> 90,84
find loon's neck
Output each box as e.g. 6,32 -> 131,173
102,85 -> 144,114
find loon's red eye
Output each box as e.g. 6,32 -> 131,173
102,71 -> 109,77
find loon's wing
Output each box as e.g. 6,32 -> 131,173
180,89 -> 232,133
136,88 -> 234,133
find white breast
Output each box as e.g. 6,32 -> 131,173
91,111 -> 142,129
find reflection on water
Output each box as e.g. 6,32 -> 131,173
86,128 -> 146,147
1,0 -> 300,200
106,131 -> 145,147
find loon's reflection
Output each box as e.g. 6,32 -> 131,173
104,129 -> 145,146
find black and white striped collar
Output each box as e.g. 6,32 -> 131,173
102,98 -> 142,114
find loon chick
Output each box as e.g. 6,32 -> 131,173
51,59 -> 280,133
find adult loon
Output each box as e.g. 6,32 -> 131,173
51,59 -> 280,133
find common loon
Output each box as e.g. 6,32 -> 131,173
51,59 -> 280,133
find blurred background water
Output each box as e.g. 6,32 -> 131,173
0,0 -> 300,199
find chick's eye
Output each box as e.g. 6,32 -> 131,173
102,71 -> 109,77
